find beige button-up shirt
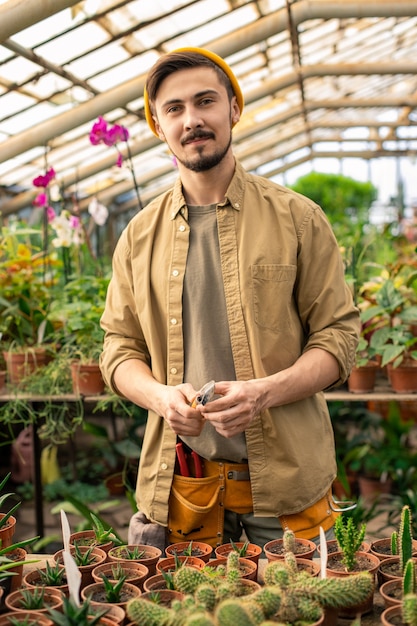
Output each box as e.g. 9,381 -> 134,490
100,160 -> 360,525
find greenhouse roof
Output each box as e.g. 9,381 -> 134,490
1,0 -> 417,221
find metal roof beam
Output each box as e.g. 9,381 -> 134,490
0,0 -> 80,44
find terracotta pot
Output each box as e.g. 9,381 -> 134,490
165,540 -> 213,562
156,555 -> 206,574
358,475 -> 393,502
81,580 -> 141,611
325,551 -> 380,617
89,602 -> 126,625
140,589 -> 185,607
69,529 -> 114,555
142,573 -> 171,592
381,604 -> 405,625
263,536 -> 317,561
348,362 -> 379,393
54,546 -> 107,589
5,587 -> 64,614
0,370 -> 6,393
2,547 -> 27,592
370,537 -> 417,561
0,515 -> 16,548
70,361 -> 105,395
387,362 -> 417,393
0,613 -> 54,626
379,578 -> 403,608
23,565 -> 69,596
295,557 -> 321,577
107,545 -> 162,577
377,556 -> 417,586
3,349 -> 48,384
214,542 -> 262,568
92,560 -> 149,590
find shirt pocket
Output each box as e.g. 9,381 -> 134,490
251,264 -> 297,331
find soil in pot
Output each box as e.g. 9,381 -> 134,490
377,556 -> 417,586
371,537 -> 417,561
23,565 -> 69,596
317,539 -> 370,556
381,604 -> 406,625
140,589 -> 185,607
156,555 -> 206,574
263,536 -> 317,561
54,545 -> 107,589
92,561 -> 149,591
165,540 -> 213,562
107,545 -> 162,577
81,581 -> 141,610
143,573 -> 171,593
69,529 -> 114,555
5,587 -> 64,614
214,541 -> 262,572
380,578 -> 403,608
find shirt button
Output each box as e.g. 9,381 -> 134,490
235,203 -> 240,208
179,225 -> 186,232
170,367 -> 177,374
171,318 -> 177,325
161,463 -> 168,470
172,269 -> 179,277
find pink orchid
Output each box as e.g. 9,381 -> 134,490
33,192 -> 48,207
46,206 -> 56,222
116,152 -> 123,168
89,116 -> 109,145
69,215 -> 80,229
33,168 -> 56,188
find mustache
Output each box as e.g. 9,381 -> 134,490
181,129 -> 215,145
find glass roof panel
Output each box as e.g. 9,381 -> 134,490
1,0 -> 417,218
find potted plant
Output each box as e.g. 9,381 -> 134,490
371,504 -> 417,561
325,514 -> 380,617
92,560 -> 149,591
164,540 -> 213,562
0,224 -> 58,384
5,586 -> 64,614
0,472 -> 21,548
381,560 -> 417,625
47,594 -> 113,626
263,529 -> 316,562
0,614 -> 54,626
348,331 -> 380,393
53,544 -> 107,589
214,539 -> 262,567
81,572 -> 141,611
107,545 -> 162,577
378,505 -> 416,586
23,560 -> 68,596
69,513 -> 122,554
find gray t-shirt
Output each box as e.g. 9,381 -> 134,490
181,203 -> 247,462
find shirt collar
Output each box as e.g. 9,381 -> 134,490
169,159 -> 245,220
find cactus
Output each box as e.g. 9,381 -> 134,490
126,597 -> 175,626
296,570 -> 374,609
173,566 -> 211,595
404,559 -> 417,596
214,599 -> 264,626
183,614 -> 216,626
399,505 -> 413,574
403,593 -> 417,626
194,584 -> 217,612
282,529 -> 296,553
333,514 -> 366,571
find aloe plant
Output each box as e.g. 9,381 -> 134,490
0,472 -> 21,529
48,595 -> 108,626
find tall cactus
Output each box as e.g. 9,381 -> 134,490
399,505 -> 413,574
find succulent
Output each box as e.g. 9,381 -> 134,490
17,586 -> 46,609
99,571 -> 127,602
48,595 -> 108,626
72,543 -> 97,566
333,514 -> 366,571
37,560 -> 67,586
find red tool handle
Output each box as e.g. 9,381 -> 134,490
176,442 -> 190,477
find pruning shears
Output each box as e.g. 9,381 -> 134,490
190,380 -> 215,408
175,442 -> 204,478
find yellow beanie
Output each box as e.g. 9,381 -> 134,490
144,47 -> 244,137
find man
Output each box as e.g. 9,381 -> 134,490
100,47 -> 360,551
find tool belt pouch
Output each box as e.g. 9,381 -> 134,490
168,474 -> 222,547
278,489 -> 338,540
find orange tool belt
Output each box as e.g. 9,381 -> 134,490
168,454 -> 338,546
168,459 -> 252,547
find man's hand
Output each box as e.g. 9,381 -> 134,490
161,383 -> 206,436
198,380 -> 263,438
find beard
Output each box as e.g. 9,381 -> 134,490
175,129 -> 232,173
